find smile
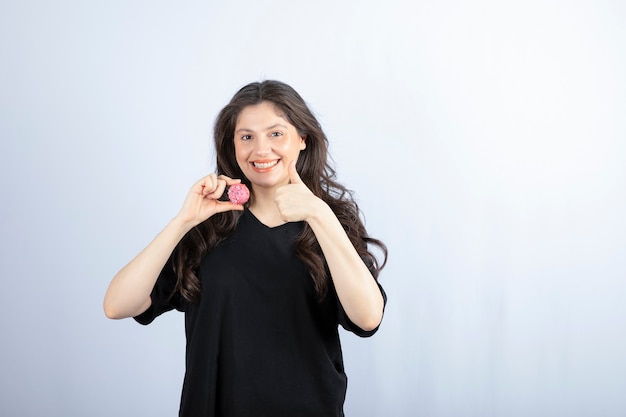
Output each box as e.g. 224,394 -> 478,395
252,160 -> 279,169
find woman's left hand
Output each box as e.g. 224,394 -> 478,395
274,161 -> 322,223
276,162 -> 384,331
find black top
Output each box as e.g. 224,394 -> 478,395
135,209 -> 385,417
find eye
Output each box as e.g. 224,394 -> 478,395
270,131 -> 283,137
241,134 -> 252,141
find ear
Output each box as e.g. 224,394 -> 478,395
299,134 -> 307,150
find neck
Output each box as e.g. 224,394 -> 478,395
248,188 -> 285,228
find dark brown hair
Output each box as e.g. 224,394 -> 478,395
173,80 -> 387,302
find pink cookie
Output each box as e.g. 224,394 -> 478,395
227,183 -> 250,205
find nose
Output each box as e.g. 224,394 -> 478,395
253,137 -> 271,157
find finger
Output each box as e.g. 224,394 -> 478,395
201,174 -> 218,195
217,175 -> 243,186
206,178 -> 228,199
190,175 -> 210,192
288,160 -> 302,184
213,201 -> 245,213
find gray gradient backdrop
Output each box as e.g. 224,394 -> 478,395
1,0 -> 625,416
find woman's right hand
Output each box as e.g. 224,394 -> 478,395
104,174 -> 246,320
176,174 -> 245,228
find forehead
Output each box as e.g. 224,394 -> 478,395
235,101 -> 290,128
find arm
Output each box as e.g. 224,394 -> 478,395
306,203 -> 385,331
274,162 -> 384,331
103,174 -> 243,319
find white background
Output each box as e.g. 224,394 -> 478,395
1,1 -> 625,416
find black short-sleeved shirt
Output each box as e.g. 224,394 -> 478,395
135,209 -> 385,417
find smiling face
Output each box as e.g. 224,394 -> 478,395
234,101 -> 306,193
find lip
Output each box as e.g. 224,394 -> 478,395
250,159 -> 280,173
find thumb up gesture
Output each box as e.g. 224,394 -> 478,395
274,160 -> 320,223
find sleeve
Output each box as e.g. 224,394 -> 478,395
333,252 -> 388,337
133,257 -> 186,325
337,281 -> 387,337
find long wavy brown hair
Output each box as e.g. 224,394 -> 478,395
173,80 -> 387,303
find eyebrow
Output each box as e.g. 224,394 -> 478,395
235,123 -> 289,134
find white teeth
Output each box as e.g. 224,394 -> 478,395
253,160 -> 278,169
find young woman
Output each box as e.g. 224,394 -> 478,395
104,80 -> 387,416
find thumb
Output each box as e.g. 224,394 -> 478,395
288,160 -> 302,184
